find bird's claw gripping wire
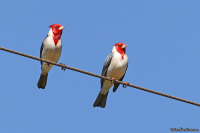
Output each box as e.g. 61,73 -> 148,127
60,63 -> 67,71
123,82 -> 129,88
46,59 -> 51,67
110,77 -> 116,84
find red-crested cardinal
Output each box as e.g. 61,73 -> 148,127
93,43 -> 129,108
37,24 -> 65,89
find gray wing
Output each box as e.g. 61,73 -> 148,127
40,36 -> 48,65
113,63 -> 128,92
40,42 -> 44,65
101,53 -> 114,88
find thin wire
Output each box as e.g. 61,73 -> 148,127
0,46 -> 200,107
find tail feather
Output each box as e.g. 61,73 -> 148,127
93,91 -> 109,108
37,74 -> 48,89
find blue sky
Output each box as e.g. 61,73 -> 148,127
0,0 -> 200,132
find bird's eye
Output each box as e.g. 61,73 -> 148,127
118,45 -> 121,47
55,26 -> 58,29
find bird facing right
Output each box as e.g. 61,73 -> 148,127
93,43 -> 129,108
37,24 -> 65,89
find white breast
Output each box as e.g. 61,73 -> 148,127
107,52 -> 128,79
41,36 -> 62,63
40,36 -> 62,74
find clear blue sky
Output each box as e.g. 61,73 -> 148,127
0,0 -> 200,133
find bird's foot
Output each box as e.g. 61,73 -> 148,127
123,81 -> 129,88
60,63 -> 67,71
46,59 -> 51,67
110,77 -> 116,84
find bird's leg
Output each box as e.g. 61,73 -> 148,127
45,59 -> 51,67
60,63 -> 67,71
110,77 -> 116,84
123,81 -> 129,88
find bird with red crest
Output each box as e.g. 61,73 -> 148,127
37,24 -> 65,89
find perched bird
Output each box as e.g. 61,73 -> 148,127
93,43 -> 129,108
37,24 -> 65,89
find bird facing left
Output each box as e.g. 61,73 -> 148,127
37,24 -> 65,89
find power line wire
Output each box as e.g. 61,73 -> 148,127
0,46 -> 200,107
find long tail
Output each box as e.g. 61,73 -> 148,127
93,91 -> 109,108
37,74 -> 48,89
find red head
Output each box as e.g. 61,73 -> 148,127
49,24 -> 65,46
114,43 -> 127,59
